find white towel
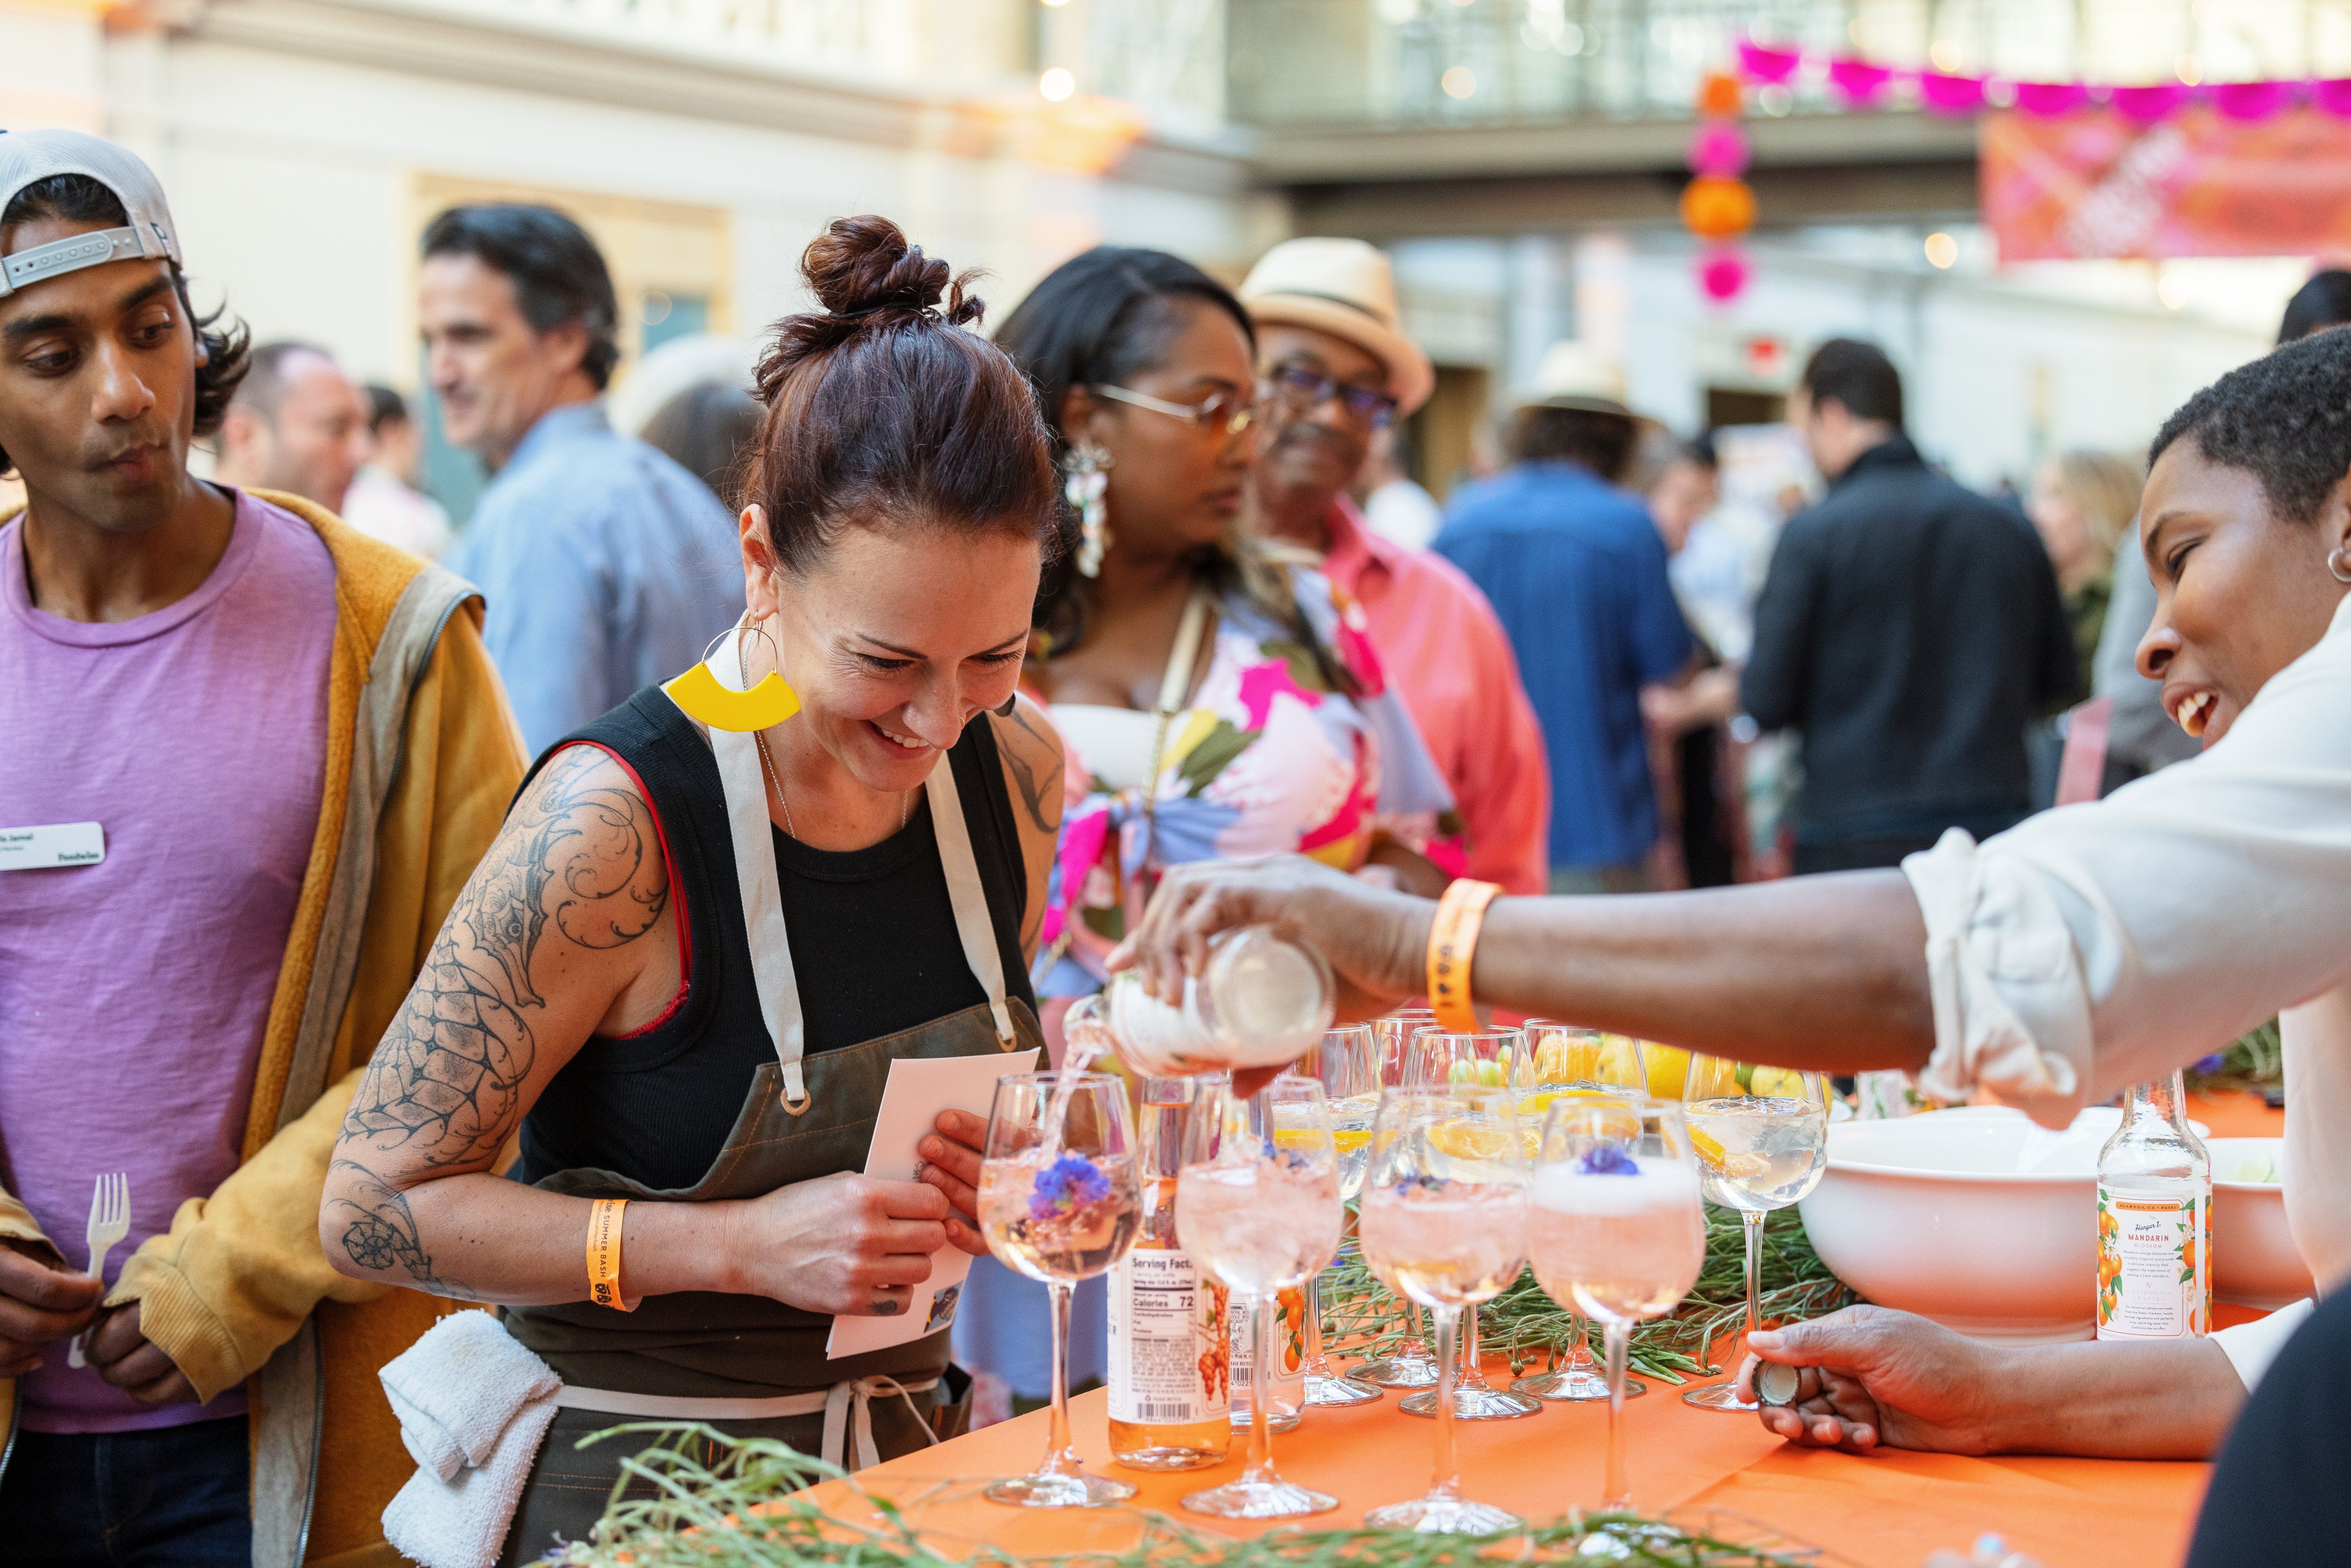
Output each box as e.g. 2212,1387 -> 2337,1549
381,1310 -> 560,1480
379,1310 -> 563,1568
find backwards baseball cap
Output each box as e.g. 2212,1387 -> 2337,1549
0,128 -> 182,299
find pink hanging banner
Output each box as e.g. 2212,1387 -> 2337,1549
1982,106 -> 2351,260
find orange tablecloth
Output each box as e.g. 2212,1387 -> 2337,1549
805,1096 -> 2285,1566
804,1361 -> 2214,1568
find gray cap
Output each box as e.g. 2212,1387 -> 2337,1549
0,129 -> 181,299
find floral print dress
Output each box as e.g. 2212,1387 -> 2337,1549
1036,565 -> 1453,1000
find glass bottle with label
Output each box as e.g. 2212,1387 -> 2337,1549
1230,1292 -> 1306,1433
1108,1079 -> 1232,1469
2096,1072 -> 2213,1341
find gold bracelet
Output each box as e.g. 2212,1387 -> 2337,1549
1427,879 -> 1500,1035
586,1198 -> 634,1311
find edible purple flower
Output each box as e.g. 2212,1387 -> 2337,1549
2193,1053 -> 2227,1075
1574,1146 -> 1639,1177
1030,1153 -> 1112,1221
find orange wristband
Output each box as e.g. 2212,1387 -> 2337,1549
1427,879 -> 1500,1035
586,1198 -> 633,1311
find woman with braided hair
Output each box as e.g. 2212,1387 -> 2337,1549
323,216 -> 1069,1562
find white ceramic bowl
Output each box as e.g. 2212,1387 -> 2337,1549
1799,1107 -> 2142,1343
2208,1137 -> 2316,1309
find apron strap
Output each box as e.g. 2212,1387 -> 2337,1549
821,1375 -> 943,1473
925,756 -> 1016,1046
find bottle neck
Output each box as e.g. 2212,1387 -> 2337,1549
2122,1071 -> 2189,1127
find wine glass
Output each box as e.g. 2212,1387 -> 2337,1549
1176,1076 -> 1344,1519
1358,1085 -> 1531,1533
1529,1095 -> 1706,1511
1355,1008 -> 1439,1387
1396,1029 -> 1540,1421
978,1072 -> 1143,1507
1678,1056 -> 1830,1413
1511,1023 -> 1651,1404
1288,1024 -> 1382,1406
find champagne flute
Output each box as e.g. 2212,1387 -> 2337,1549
1288,1024 -> 1381,1406
1359,1085 -> 1531,1533
1396,1029 -> 1540,1421
1679,1056 -> 1830,1412
1355,1008 -> 1440,1387
1529,1096 -> 1705,1511
1176,1076 -> 1344,1518
1511,1023 -> 1651,1403
978,1072 -> 1143,1507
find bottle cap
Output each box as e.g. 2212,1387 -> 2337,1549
1755,1360 -> 1802,1406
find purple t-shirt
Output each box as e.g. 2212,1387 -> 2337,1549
0,491 -> 333,1433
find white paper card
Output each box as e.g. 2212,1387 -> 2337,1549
824,1048 -> 1037,1361
0,822 -> 104,870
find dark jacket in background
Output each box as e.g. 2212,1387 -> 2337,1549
1742,435 -> 2078,852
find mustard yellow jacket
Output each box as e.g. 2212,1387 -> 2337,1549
0,495 -> 525,1568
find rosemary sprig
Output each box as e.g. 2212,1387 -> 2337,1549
1321,1206 -> 1854,1384
542,1424 -> 1823,1568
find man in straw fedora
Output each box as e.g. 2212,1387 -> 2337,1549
1239,236 -> 1549,896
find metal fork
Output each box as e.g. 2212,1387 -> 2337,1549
66,1173 -> 129,1370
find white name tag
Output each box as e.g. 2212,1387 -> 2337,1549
0,822 -> 106,869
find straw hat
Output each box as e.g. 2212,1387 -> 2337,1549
1238,237 -> 1436,417
1519,340 -> 1633,418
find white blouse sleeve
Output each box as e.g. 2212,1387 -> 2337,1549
1899,599 -> 2351,1128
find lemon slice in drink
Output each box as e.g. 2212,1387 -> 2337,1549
1272,1127 -> 1327,1153
1426,1119 -> 1538,1162
1330,1128 -> 1372,1153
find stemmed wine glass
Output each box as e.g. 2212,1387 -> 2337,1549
1176,1075 -> 1345,1518
978,1072 -> 1143,1507
1511,1022 -> 1651,1403
1528,1095 -> 1706,1511
1679,1056 -> 1830,1413
1396,1029 -> 1540,1421
1355,1009 -> 1439,1388
1287,1024 -> 1382,1406
1359,1085 -> 1531,1532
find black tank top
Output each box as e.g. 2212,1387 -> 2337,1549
511,688 -> 1036,1192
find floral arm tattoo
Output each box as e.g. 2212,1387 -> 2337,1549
325,747 -> 667,1296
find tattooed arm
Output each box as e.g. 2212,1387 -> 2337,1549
991,693 -> 1066,967
322,745 -> 962,1315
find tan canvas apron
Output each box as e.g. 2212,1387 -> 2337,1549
496,646 -> 1040,1564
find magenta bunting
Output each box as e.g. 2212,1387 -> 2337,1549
1737,37 -> 2349,126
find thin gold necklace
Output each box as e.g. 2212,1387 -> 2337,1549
753,728 -> 912,841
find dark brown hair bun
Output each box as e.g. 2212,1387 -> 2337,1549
742,214 -> 1058,577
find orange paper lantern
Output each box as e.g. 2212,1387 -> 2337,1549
1698,71 -> 1744,119
1680,175 -> 1756,240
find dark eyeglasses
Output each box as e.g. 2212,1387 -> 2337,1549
1268,362 -> 1398,429
1090,382 -> 1263,440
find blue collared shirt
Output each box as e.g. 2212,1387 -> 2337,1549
448,400 -> 744,756
1436,462 -> 1691,870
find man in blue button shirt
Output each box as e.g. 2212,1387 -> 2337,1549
1437,344 -> 1692,891
425,204 -> 742,755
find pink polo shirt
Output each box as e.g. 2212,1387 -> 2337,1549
1319,496 -> 1550,895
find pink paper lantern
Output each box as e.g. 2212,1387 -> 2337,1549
2016,80 -> 2089,116
1688,121 -> 1751,177
1918,71 -> 1988,117
2214,80 -> 2297,121
1737,40 -> 1801,85
2110,83 -> 2191,124
2313,78 -> 2351,117
1697,246 -> 1750,304
1828,57 -> 1893,106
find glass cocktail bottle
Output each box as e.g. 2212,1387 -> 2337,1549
1066,926 -> 1337,1079
2097,1071 -> 2212,1341
1109,1079 -> 1232,1470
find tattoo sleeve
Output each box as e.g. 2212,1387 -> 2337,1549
999,705 -> 1065,838
330,747 -> 668,1284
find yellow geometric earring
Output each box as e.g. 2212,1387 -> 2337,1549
663,619 -> 802,732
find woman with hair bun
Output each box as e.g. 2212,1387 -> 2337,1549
323,216 -> 1067,1560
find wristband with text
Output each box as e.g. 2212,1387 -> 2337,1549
1427,878 -> 1500,1035
586,1197 -> 634,1311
